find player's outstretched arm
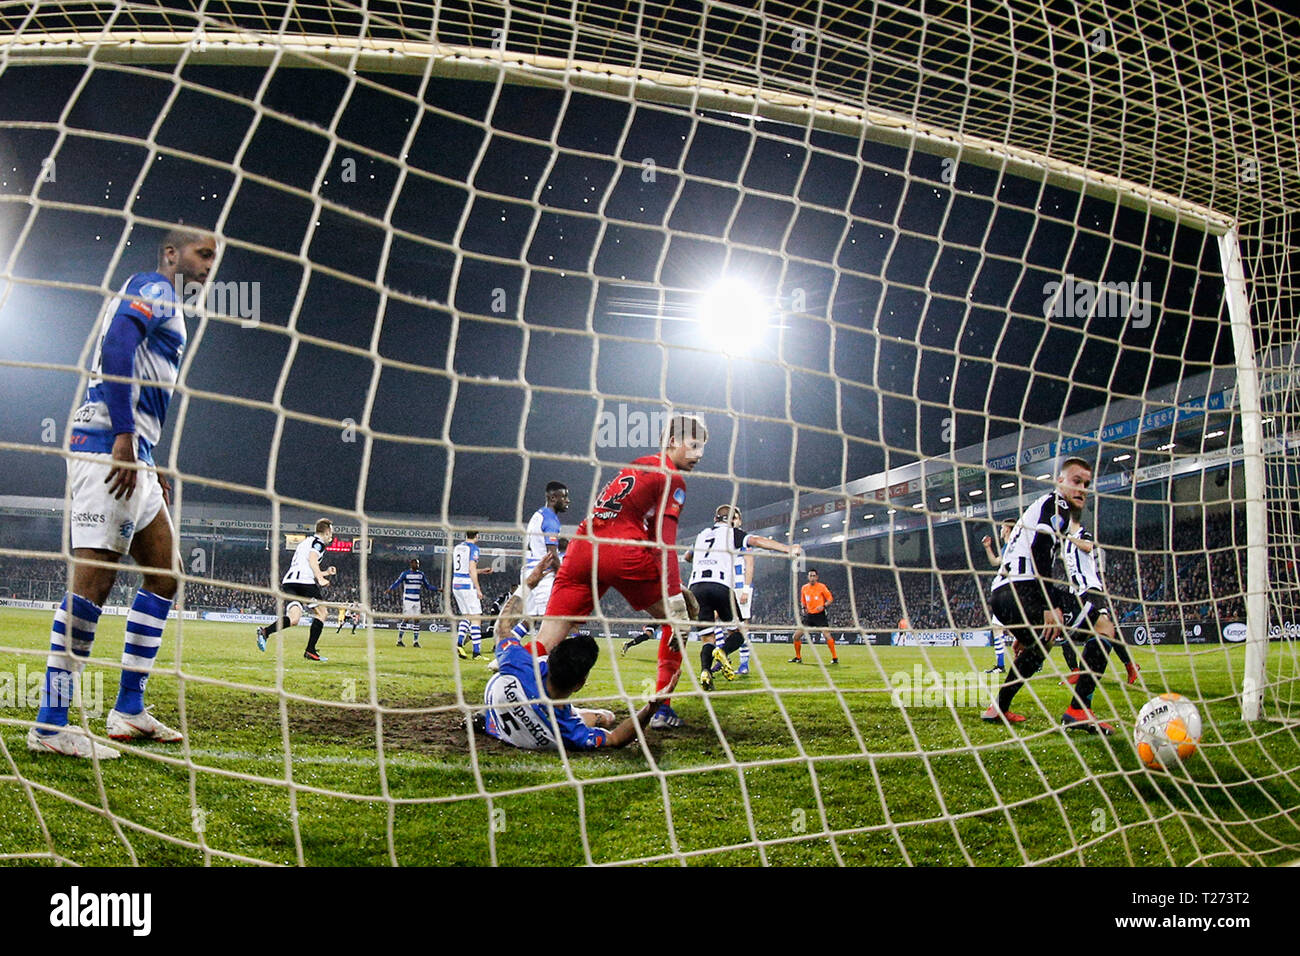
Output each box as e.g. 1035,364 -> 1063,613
748,535 -> 801,557
981,536 -> 1001,567
603,701 -> 660,747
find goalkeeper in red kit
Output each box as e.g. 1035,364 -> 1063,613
529,414 -> 708,730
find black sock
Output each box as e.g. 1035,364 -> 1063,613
306,617 -> 324,653
264,616 -> 290,636
1060,639 -> 1079,670
722,630 -> 745,655
700,643 -> 715,671
1107,637 -> 1131,666
1072,639 -> 1109,710
997,642 -> 1045,712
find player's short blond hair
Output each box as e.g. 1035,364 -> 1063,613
664,413 -> 708,446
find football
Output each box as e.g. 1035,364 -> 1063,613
1134,693 -> 1203,769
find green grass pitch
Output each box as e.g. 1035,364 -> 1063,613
0,608 -> 1296,866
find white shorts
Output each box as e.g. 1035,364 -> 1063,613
452,585 -> 482,616
68,454 -> 166,554
402,599 -> 421,617
525,573 -> 554,617
734,587 -> 753,622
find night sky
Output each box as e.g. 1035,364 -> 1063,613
0,59 -> 1237,529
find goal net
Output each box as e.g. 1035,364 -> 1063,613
0,0 -> 1297,867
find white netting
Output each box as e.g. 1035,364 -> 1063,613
0,0 -> 1297,866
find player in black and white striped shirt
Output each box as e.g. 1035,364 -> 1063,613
981,459 -> 1090,727
256,518 -> 337,661
1060,520 -> 1140,700
685,506 -> 800,691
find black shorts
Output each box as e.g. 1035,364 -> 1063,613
691,582 -> 737,626
1066,589 -> 1112,633
801,611 -> 829,629
989,581 -> 1054,646
282,582 -> 322,610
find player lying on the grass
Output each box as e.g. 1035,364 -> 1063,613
521,414 -> 708,730
789,569 -> 838,664
981,457 -> 1095,728
256,518 -> 338,661
686,505 -> 801,690
30,226 -> 216,760
389,558 -> 436,648
479,631 -> 678,751
981,519 -> 1016,672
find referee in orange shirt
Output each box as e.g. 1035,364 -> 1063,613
789,569 -> 839,665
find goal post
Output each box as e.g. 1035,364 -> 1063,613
1217,228 -> 1269,721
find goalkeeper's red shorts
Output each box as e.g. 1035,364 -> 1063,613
544,537 -> 678,617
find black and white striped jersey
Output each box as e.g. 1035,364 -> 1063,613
688,522 -> 753,590
990,492 -> 1073,593
1063,528 -> 1105,596
283,535 -> 325,585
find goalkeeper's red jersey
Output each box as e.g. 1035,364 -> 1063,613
578,452 -> 687,585
546,453 -> 689,617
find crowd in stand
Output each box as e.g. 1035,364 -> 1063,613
0,509 -> 1252,629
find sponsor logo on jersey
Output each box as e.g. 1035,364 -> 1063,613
72,511 -> 106,525
673,488 -> 685,505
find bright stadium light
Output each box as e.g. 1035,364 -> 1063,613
698,277 -> 769,353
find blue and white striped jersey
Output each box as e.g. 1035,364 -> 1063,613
484,639 -> 608,751
452,540 -> 480,585
71,272 -> 186,467
389,569 -> 434,602
524,506 -> 561,573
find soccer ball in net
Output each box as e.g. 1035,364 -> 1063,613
1134,693 -> 1203,769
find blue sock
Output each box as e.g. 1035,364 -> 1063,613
115,589 -> 171,715
36,593 -> 101,731
457,619 -> 469,647
510,621 -> 529,641
471,623 -> 481,655
738,640 -> 751,673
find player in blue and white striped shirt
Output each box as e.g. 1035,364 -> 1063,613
389,559 -> 436,647
452,532 -> 492,659
30,227 -> 216,760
